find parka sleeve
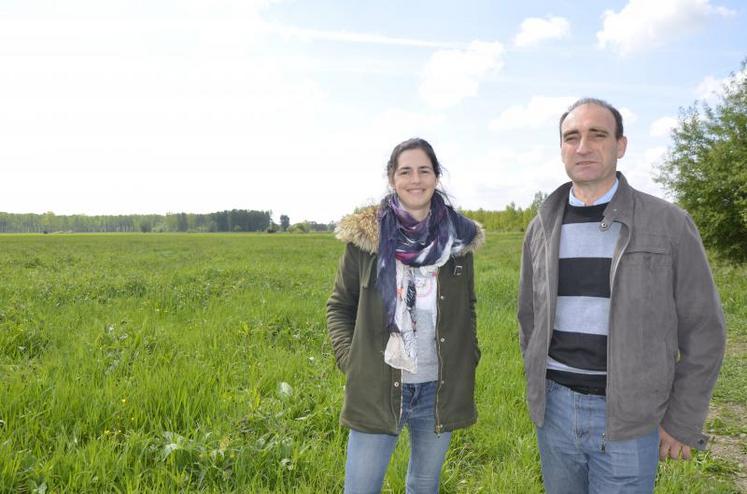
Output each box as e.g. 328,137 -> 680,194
326,243 -> 361,373
660,213 -> 726,449
466,253 -> 480,364
517,228 -> 535,357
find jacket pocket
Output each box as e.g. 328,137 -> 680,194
623,233 -> 671,267
620,234 -> 673,306
616,338 -> 675,423
623,248 -> 670,268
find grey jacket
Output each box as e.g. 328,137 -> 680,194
517,172 -> 725,449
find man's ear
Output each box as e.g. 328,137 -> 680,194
617,136 -> 628,159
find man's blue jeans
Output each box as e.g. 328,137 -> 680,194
344,381 -> 451,494
536,379 -> 660,494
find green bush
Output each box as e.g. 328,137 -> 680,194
656,59 -> 747,263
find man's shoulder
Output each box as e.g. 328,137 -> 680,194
630,187 -> 688,221
524,214 -> 543,239
626,185 -> 694,243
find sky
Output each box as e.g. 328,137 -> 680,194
1,0 -> 745,224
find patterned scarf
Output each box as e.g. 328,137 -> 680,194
376,192 -> 477,335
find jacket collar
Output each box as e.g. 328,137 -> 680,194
539,171 -> 634,234
334,205 -> 485,256
601,172 -> 634,229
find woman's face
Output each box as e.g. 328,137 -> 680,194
390,148 -> 438,216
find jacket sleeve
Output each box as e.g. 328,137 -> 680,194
467,253 -> 480,364
517,229 -> 535,357
326,243 -> 361,373
660,213 -> 726,449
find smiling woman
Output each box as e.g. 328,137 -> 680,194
326,137 -> 485,493
389,147 -> 439,220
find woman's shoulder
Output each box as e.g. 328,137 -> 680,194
457,218 -> 485,256
334,205 -> 379,254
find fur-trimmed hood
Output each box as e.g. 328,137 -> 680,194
334,205 -> 485,255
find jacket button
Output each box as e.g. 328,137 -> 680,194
440,379 -> 445,384
440,337 -> 445,343
439,295 -> 445,300
393,382 -> 399,387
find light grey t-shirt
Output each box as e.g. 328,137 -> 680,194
402,267 -> 439,383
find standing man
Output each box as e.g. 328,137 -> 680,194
517,97 -> 725,493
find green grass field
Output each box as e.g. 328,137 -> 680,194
1,233 -> 744,493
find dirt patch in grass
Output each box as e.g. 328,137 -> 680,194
726,338 -> 747,357
708,404 -> 747,492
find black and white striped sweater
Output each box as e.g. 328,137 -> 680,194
546,202 -> 621,393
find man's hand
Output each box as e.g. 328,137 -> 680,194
659,426 -> 692,460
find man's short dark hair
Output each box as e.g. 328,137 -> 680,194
559,98 -> 624,140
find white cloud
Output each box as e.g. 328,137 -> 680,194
617,148 -> 668,198
490,96 -> 577,131
0,1 -> 343,221
644,146 -> 669,164
369,109 -> 446,145
695,68 -> 747,105
490,98 -> 637,133
447,142 -> 670,212
596,0 -> 735,55
447,145 -> 567,210
649,117 -> 678,137
266,24 -> 458,49
695,75 -> 725,104
419,41 -> 504,109
513,16 -> 570,47
620,107 -> 638,124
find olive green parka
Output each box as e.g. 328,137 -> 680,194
326,206 -> 485,434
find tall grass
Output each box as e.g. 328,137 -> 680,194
0,233 -> 742,492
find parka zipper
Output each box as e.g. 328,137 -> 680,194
434,267 -> 443,434
397,369 -> 403,432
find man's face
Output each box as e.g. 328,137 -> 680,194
560,103 -> 627,188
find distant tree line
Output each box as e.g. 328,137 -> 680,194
286,221 -> 336,233
0,199 -> 547,234
462,192 -> 547,232
0,210 -> 274,233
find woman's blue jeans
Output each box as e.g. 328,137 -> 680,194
344,381 -> 452,494
536,379 -> 660,494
